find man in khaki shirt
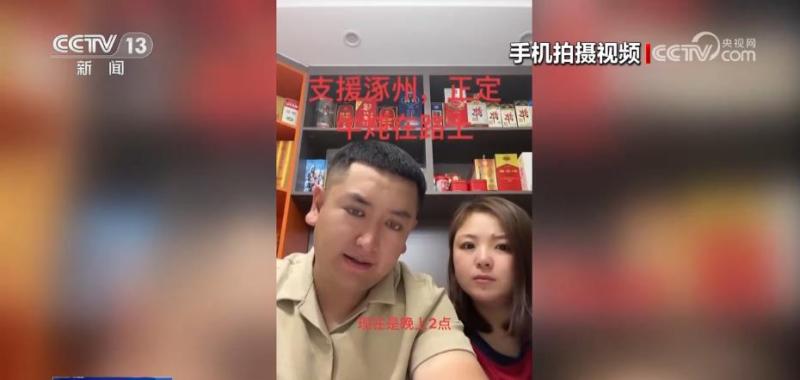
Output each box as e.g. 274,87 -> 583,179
277,141 -> 487,380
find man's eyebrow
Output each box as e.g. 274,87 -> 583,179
347,192 -> 372,207
456,233 -> 507,239
390,209 -> 413,219
346,192 -> 413,219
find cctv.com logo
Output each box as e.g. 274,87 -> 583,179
645,31 -> 757,63
508,31 -> 757,66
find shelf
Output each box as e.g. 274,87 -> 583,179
291,191 -> 532,197
303,126 -> 529,133
429,74 -> 532,104
277,63 -> 305,102
277,188 -> 288,231
301,74 -> 425,127
428,190 -> 531,195
276,60 -> 309,258
298,127 -> 426,166
421,191 -> 531,219
280,69 -> 532,256
432,127 -> 531,163
444,127 -> 531,131
277,120 -> 297,141
291,192 -> 312,221
292,190 -> 531,221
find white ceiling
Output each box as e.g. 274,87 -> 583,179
277,0 -> 532,67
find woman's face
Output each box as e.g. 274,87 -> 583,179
452,212 -> 515,307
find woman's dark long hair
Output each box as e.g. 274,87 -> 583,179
447,196 -> 532,340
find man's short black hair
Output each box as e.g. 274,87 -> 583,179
327,140 -> 426,211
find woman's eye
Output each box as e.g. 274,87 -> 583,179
496,243 -> 510,252
459,242 -> 475,250
345,208 -> 364,217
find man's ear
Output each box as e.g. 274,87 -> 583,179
305,185 -> 325,226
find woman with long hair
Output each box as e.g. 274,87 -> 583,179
448,197 -> 532,379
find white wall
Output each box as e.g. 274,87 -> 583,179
400,222 -> 451,288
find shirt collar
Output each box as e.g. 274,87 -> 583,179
363,261 -> 400,305
276,248 -> 315,303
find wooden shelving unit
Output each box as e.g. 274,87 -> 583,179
276,60 -> 309,258
276,66 -> 532,257
277,120 -> 297,142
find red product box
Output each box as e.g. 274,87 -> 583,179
494,154 -> 522,191
450,179 -> 469,191
445,99 -> 468,128
469,179 -> 488,191
336,104 -> 355,130
355,100 -> 378,129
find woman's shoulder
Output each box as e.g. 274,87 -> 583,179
469,331 -> 531,366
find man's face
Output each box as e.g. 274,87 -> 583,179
306,162 -> 418,293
